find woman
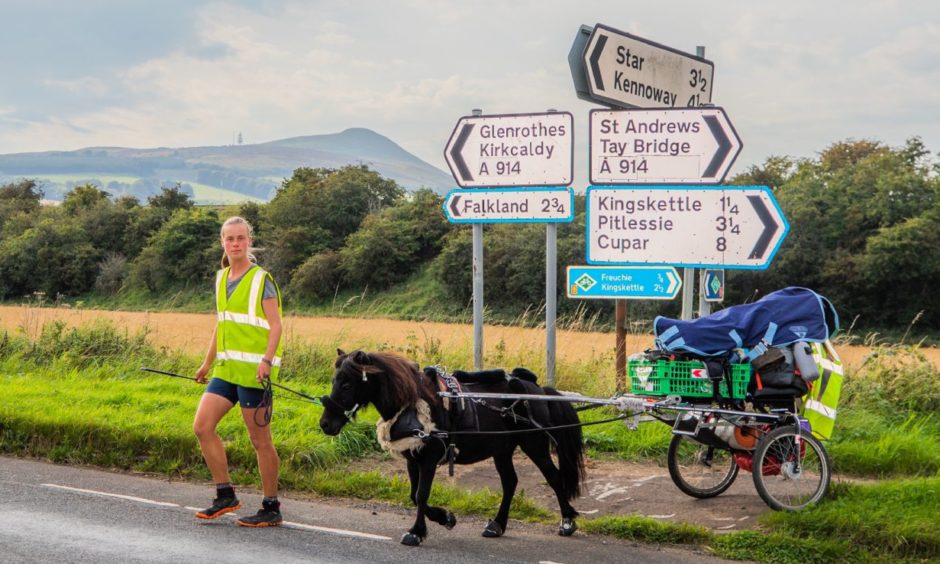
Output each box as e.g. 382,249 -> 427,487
193,216 -> 284,527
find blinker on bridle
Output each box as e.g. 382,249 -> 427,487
323,364 -> 369,422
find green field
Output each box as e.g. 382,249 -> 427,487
10,173 -> 264,204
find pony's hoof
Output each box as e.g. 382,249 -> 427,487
400,532 -> 423,546
482,520 -> 504,538
558,518 -> 577,536
444,511 -> 457,530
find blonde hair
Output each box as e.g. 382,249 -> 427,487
220,216 -> 259,268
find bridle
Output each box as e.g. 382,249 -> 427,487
322,363 -> 369,424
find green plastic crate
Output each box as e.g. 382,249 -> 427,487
628,360 -> 750,399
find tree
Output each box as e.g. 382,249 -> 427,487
727,138 -> 940,329
147,184 -> 194,212
0,216 -> 100,298
263,165 -> 404,283
339,214 -> 420,289
127,208 -> 220,293
62,184 -> 110,214
0,179 -> 43,234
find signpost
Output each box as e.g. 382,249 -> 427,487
444,111 -> 574,188
567,266 -> 681,299
586,185 -> 788,269
582,24 -> 714,109
589,107 -> 742,184
443,187 -> 574,223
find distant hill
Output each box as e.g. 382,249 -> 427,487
0,128 -> 453,204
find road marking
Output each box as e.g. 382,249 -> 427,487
44,483 -> 390,541
594,485 -> 631,500
43,484 -> 180,507
580,509 -> 600,515
647,513 -> 676,519
284,521 -> 391,541
716,524 -> 737,530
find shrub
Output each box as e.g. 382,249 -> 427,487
94,254 -> 128,295
289,250 -> 342,301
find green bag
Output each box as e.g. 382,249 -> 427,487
801,340 -> 844,440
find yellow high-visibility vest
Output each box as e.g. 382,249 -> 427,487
801,340 -> 843,440
212,265 -> 282,389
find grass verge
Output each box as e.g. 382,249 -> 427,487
584,476 -> 940,561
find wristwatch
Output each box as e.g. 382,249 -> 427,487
261,357 -> 273,366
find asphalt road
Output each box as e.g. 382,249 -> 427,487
0,456 -> 731,563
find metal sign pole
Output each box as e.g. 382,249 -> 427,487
545,108 -> 559,387
681,268 -> 695,320
471,108 -> 484,370
694,45 -> 711,320
546,222 -> 557,386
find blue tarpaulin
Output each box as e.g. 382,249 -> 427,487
654,287 -> 839,359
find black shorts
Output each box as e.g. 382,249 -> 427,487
206,377 -> 269,408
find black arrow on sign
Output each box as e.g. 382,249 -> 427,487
747,195 -> 778,260
450,123 -> 474,182
449,194 -> 461,217
702,115 -> 732,179
588,34 -> 608,91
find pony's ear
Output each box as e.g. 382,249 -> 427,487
337,348 -> 346,357
352,350 -> 371,365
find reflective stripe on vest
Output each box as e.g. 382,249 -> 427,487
213,265 -> 282,388
804,399 -> 837,420
217,350 -> 282,366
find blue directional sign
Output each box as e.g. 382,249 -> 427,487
443,187 -> 574,224
703,269 -> 725,302
566,266 -> 681,300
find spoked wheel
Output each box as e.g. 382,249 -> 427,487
667,434 -> 739,498
751,425 -> 831,511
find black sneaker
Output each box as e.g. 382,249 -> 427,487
236,501 -> 283,528
195,495 -> 241,520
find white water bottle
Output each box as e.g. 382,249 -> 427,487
793,342 -> 819,382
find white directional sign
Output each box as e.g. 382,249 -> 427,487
444,112 -> 573,188
582,24 -> 714,109
443,187 -> 574,223
590,107 -> 742,185
586,186 -> 789,269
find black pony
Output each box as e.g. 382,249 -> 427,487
319,349 -> 585,546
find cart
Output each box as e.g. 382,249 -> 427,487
441,360 -> 832,512
630,357 -> 831,511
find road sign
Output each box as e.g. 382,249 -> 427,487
567,266 -> 681,299
589,107 -> 742,184
444,112 -> 574,188
703,269 -> 725,301
586,185 -> 789,269
582,24 -> 714,109
443,187 -> 574,223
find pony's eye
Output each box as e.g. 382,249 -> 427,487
341,382 -> 352,390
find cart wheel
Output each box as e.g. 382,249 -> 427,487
751,425 -> 831,511
667,434 -> 739,498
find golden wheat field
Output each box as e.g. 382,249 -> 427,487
1,305 -> 937,371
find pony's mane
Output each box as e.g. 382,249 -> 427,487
342,350 -> 437,408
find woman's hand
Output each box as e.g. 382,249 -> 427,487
195,363 -> 211,384
257,359 -> 272,382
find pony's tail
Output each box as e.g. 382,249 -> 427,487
543,387 -> 585,501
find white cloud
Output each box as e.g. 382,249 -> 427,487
2,0 -> 940,177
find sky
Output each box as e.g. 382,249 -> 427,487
1,0 -> 939,186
